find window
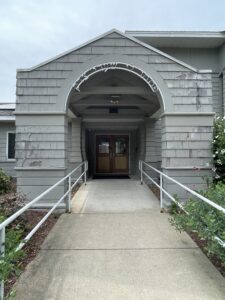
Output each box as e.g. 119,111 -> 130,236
7,132 -> 15,160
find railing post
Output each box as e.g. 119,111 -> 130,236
84,161 -> 87,185
66,176 -> 71,213
0,227 -> 5,300
140,160 -> 143,185
160,173 -> 163,210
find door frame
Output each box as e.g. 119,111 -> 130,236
94,133 -> 130,176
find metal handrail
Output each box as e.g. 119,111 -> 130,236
0,160 -> 88,300
139,160 -> 225,248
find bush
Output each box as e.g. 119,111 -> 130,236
212,116 -> 225,183
0,169 -> 11,195
0,194 -> 25,292
170,182 -> 225,264
0,220 -> 24,282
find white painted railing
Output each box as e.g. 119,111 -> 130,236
139,160 -> 225,248
0,161 -> 88,300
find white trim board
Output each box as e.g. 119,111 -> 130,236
0,116 -> 15,121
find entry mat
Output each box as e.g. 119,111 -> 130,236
93,175 -> 130,179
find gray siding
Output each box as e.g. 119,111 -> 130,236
145,119 -> 161,169
68,118 -> 82,172
161,114 -> 214,203
0,122 -> 16,177
212,73 -> 223,115
16,115 -> 67,204
17,32 -> 212,114
15,30 -> 216,205
159,47 -> 219,72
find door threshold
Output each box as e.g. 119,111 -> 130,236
93,174 -> 130,179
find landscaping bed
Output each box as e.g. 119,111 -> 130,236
0,187 -> 60,298
147,179 -> 225,279
169,181 -> 225,280
188,231 -> 225,279
4,210 -> 59,297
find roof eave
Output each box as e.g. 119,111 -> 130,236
125,30 -> 225,39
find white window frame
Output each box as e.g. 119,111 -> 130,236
6,131 -> 16,161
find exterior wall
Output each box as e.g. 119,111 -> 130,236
145,118 -> 162,177
17,32 -> 212,114
68,118 -> 82,173
159,47 -> 219,71
0,122 -> 16,177
212,73 -> 223,115
15,30 -> 215,206
15,114 -> 67,206
159,47 -> 223,116
161,113 -> 214,204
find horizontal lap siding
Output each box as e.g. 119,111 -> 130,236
212,73 -> 223,115
162,115 -> 213,170
17,169 -> 66,204
16,115 -> 66,168
17,32 -> 213,114
161,114 -> 213,203
68,119 -> 82,169
162,168 -> 212,203
145,119 -> 162,173
15,32 -> 216,206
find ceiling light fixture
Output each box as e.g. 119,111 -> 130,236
109,94 -> 120,104
110,99 -> 120,104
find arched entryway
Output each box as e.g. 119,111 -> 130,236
63,55 -> 172,177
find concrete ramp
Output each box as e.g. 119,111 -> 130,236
14,179 -> 225,299
72,179 -> 159,213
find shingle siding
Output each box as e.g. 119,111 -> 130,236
14,30 -> 217,205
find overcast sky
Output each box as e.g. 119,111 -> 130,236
0,0 -> 225,102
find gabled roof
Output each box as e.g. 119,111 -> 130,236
0,103 -> 15,110
0,103 -> 15,121
17,29 -> 211,73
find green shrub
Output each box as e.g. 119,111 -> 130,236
212,116 -> 225,183
170,182 -> 225,264
0,223 -> 25,282
0,194 -> 25,292
0,169 -> 11,195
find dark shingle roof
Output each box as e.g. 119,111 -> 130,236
0,109 -> 14,116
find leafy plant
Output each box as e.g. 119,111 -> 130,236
0,169 -> 11,195
170,182 -> 225,264
212,116 -> 225,183
0,224 -> 25,282
0,194 -> 26,297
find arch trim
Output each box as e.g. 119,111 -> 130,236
55,54 -> 174,113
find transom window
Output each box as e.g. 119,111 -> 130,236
7,132 -> 15,160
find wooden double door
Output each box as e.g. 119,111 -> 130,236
96,135 -> 129,174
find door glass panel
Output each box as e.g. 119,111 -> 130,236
115,138 -> 127,154
98,137 -> 110,154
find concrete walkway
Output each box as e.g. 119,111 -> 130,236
14,179 -> 225,300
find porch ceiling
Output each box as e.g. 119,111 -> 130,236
68,69 -> 160,118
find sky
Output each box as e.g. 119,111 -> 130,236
0,0 -> 225,102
